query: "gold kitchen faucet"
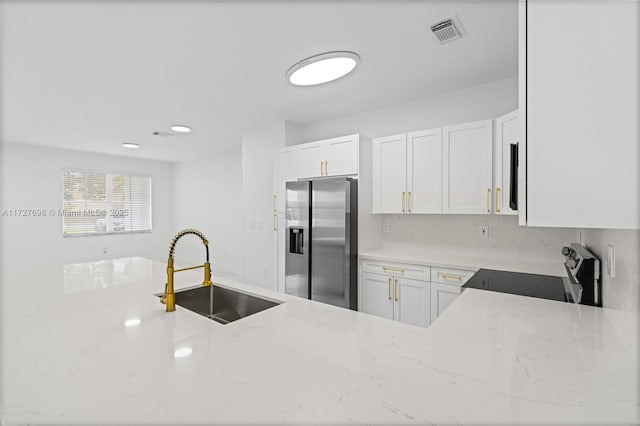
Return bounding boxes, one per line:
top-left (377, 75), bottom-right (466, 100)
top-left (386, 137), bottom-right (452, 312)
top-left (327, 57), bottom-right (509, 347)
top-left (160, 229), bottom-right (212, 312)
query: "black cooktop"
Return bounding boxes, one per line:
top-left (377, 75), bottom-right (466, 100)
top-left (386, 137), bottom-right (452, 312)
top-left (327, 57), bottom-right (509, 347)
top-left (463, 269), bottom-right (568, 302)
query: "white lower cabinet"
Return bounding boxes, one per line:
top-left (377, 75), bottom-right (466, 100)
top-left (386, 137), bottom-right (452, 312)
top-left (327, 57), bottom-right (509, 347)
top-left (361, 259), bottom-right (472, 327)
top-left (361, 262), bottom-right (431, 328)
top-left (430, 283), bottom-right (461, 322)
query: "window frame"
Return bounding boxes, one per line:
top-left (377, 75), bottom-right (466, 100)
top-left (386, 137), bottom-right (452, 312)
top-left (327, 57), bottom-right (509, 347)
top-left (61, 168), bottom-right (153, 238)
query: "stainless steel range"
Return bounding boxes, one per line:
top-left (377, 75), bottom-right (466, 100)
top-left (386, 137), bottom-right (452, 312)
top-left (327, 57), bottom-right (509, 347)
top-left (561, 243), bottom-right (601, 306)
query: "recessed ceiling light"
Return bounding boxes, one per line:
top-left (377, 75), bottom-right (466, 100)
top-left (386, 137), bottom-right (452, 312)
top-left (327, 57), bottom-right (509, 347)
top-left (170, 125), bottom-right (192, 133)
top-left (122, 143), bottom-right (140, 149)
top-left (287, 51), bottom-right (360, 86)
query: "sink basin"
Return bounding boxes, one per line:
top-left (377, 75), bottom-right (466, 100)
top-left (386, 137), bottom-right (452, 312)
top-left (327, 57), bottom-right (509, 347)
top-left (165, 285), bottom-right (282, 324)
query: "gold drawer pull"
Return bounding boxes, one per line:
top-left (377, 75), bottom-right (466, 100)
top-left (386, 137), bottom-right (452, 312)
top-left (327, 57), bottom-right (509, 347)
top-left (496, 188), bottom-right (501, 213)
top-left (324, 160), bottom-right (328, 175)
top-left (383, 266), bottom-right (405, 274)
top-left (441, 273), bottom-right (463, 281)
top-left (320, 161), bottom-right (324, 176)
top-left (388, 277), bottom-right (392, 300)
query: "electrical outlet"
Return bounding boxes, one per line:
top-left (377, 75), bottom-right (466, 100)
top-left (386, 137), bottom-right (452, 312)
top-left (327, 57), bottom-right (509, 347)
top-left (479, 226), bottom-right (489, 238)
top-left (383, 223), bottom-right (389, 233)
top-left (607, 244), bottom-right (616, 278)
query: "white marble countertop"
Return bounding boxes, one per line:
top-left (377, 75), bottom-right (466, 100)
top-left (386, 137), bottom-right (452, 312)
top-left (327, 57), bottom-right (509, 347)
top-left (2, 257), bottom-right (638, 424)
top-left (360, 248), bottom-right (567, 277)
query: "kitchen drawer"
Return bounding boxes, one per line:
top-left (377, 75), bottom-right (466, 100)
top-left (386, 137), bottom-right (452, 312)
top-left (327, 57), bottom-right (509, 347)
top-left (431, 267), bottom-right (475, 286)
top-left (361, 259), bottom-right (429, 281)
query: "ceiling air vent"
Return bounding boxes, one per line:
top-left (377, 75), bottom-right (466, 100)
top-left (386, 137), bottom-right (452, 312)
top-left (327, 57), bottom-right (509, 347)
top-left (431, 15), bottom-right (465, 44)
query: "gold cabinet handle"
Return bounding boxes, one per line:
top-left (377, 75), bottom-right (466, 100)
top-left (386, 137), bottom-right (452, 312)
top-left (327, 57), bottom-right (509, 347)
top-left (273, 214), bottom-right (277, 231)
top-left (402, 192), bottom-right (405, 213)
top-left (496, 187), bottom-right (501, 213)
top-left (394, 278), bottom-right (398, 302)
top-left (324, 160), bottom-right (328, 176)
top-left (320, 161), bottom-right (324, 176)
top-left (388, 277), bottom-right (392, 300)
top-left (441, 273), bottom-right (463, 282)
top-left (408, 191), bottom-right (412, 213)
top-left (486, 188), bottom-right (491, 213)
top-left (383, 266), bottom-right (405, 274)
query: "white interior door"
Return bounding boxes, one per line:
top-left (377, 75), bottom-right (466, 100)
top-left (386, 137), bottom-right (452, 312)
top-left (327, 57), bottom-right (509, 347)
top-left (325, 135), bottom-right (358, 176)
top-left (297, 142), bottom-right (325, 179)
top-left (494, 111), bottom-right (518, 216)
top-left (443, 119), bottom-right (493, 214)
top-left (372, 135), bottom-right (407, 214)
top-left (361, 272), bottom-right (394, 320)
top-left (407, 129), bottom-right (442, 214)
top-left (394, 277), bottom-right (429, 327)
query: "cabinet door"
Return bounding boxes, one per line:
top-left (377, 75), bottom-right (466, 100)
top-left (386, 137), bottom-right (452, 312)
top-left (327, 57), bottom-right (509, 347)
top-left (430, 283), bottom-right (461, 323)
top-left (274, 147), bottom-right (298, 214)
top-left (372, 135), bottom-right (407, 214)
top-left (361, 272), bottom-right (394, 321)
top-left (443, 120), bottom-right (493, 214)
top-left (394, 277), bottom-right (429, 327)
top-left (297, 142), bottom-right (325, 179)
top-left (325, 135), bottom-right (358, 176)
top-left (526, 1), bottom-right (639, 228)
top-left (407, 129), bottom-right (442, 214)
top-left (494, 111), bottom-right (518, 216)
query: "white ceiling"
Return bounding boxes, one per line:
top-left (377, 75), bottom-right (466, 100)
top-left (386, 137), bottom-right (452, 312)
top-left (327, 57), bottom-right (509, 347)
top-left (3, 1), bottom-right (518, 162)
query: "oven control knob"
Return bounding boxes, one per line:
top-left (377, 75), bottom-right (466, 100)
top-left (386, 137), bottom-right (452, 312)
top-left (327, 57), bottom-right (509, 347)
top-left (561, 246), bottom-right (571, 256)
top-left (566, 258), bottom-right (578, 268)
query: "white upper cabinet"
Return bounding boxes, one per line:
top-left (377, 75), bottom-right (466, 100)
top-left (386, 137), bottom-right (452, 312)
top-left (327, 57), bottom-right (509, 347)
top-left (407, 129), bottom-right (442, 214)
top-left (297, 142), bottom-right (326, 179)
top-left (325, 135), bottom-right (359, 177)
top-left (297, 135), bottom-right (359, 179)
top-left (443, 119), bottom-right (493, 214)
top-left (523, 1), bottom-right (640, 228)
top-left (274, 147), bottom-right (298, 214)
top-left (372, 134), bottom-right (407, 214)
top-left (494, 111), bottom-right (518, 216)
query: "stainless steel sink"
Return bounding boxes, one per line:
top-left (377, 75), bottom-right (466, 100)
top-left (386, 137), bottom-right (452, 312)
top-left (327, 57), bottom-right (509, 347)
top-left (164, 285), bottom-right (281, 324)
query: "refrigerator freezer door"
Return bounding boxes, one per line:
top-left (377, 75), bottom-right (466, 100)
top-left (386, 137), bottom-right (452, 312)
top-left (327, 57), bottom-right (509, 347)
top-left (311, 178), bottom-right (356, 309)
top-left (285, 181), bottom-right (310, 299)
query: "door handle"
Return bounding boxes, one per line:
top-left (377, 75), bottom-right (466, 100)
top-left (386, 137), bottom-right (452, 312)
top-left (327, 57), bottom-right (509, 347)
top-left (496, 188), bottom-right (501, 213)
top-left (394, 278), bottom-right (398, 302)
top-left (388, 277), bottom-right (392, 300)
top-left (486, 188), bottom-right (491, 213)
top-left (402, 192), bottom-right (405, 213)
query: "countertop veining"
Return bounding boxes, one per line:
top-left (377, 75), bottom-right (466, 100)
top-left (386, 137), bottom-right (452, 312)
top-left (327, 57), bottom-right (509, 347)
top-left (2, 257), bottom-right (638, 424)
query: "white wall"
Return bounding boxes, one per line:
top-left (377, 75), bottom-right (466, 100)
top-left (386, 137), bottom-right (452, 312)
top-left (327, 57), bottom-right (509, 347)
top-left (300, 77), bottom-right (518, 142)
top-left (1, 143), bottom-right (174, 267)
top-left (241, 121), bottom-right (287, 289)
top-left (582, 229), bottom-right (640, 312)
top-left (172, 146), bottom-right (243, 276)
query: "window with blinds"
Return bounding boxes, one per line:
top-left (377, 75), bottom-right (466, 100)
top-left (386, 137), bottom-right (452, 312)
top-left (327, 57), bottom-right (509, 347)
top-left (62, 170), bottom-right (152, 236)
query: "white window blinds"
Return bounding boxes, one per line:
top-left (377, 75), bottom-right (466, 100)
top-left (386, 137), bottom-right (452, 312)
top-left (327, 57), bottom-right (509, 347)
top-left (62, 170), bottom-right (152, 236)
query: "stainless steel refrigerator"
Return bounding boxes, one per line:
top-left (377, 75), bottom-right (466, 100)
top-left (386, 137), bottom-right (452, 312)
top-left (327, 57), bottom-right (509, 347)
top-left (285, 177), bottom-right (358, 310)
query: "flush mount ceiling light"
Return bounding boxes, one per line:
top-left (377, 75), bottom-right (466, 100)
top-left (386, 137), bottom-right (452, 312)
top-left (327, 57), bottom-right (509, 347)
top-left (122, 143), bottom-right (140, 149)
top-left (287, 51), bottom-right (360, 86)
top-left (170, 125), bottom-right (192, 133)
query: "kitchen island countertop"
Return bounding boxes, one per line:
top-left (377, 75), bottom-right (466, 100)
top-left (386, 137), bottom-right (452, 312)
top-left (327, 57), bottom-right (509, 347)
top-left (2, 257), bottom-right (638, 424)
